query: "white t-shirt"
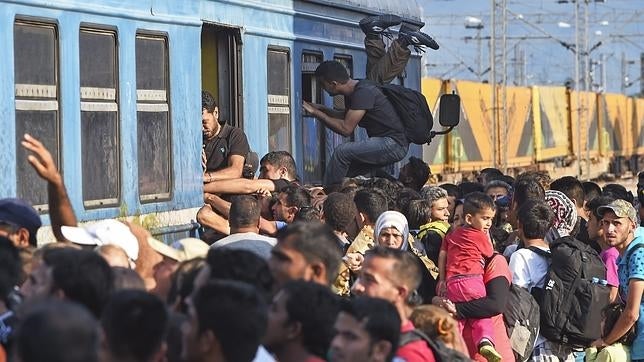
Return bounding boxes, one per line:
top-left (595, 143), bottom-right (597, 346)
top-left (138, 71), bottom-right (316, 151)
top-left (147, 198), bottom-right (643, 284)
top-left (508, 246), bottom-right (550, 291)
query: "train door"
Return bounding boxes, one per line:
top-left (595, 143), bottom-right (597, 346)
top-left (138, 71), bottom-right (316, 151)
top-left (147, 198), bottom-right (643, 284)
top-left (301, 52), bottom-right (325, 184)
top-left (201, 24), bottom-right (242, 128)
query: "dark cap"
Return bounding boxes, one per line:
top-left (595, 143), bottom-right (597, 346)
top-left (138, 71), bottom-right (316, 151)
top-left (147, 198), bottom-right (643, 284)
top-left (0, 198), bottom-right (42, 243)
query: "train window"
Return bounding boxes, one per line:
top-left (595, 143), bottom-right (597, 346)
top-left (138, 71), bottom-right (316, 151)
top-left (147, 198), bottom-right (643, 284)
top-left (136, 34), bottom-right (171, 201)
top-left (301, 52), bottom-right (325, 183)
top-left (267, 48), bottom-right (291, 152)
top-left (79, 28), bottom-right (119, 207)
top-left (201, 25), bottom-right (243, 128)
top-left (14, 20), bottom-right (60, 210)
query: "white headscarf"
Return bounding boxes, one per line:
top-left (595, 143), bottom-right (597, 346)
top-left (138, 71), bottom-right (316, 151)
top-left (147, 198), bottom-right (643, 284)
top-left (374, 211), bottom-right (410, 250)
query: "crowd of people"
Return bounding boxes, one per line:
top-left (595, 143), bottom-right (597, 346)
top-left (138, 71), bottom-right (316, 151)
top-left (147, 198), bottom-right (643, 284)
top-left (2, 12), bottom-right (644, 362)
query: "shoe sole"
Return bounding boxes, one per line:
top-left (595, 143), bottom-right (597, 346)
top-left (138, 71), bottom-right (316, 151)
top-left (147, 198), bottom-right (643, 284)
top-left (479, 345), bottom-right (502, 362)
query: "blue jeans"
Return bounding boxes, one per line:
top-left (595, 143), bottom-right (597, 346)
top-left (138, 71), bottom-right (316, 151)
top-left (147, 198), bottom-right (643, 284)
top-left (323, 136), bottom-right (408, 186)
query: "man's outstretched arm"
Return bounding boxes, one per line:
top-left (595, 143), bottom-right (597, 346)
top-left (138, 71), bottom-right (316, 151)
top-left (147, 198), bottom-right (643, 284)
top-left (203, 178), bottom-right (276, 195)
top-left (303, 102), bottom-right (364, 137)
top-left (21, 133), bottom-right (77, 242)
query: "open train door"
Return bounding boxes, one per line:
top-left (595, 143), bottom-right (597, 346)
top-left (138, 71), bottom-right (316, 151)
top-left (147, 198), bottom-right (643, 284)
top-left (201, 23), bottom-right (243, 128)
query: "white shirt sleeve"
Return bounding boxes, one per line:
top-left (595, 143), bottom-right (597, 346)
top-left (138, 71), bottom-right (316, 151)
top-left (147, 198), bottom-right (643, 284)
top-left (509, 250), bottom-right (532, 290)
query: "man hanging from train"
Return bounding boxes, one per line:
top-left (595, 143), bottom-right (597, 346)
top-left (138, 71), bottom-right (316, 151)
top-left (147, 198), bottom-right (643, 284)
top-left (302, 60), bottom-right (408, 188)
top-left (201, 90), bottom-right (250, 183)
top-left (360, 14), bottom-right (439, 84)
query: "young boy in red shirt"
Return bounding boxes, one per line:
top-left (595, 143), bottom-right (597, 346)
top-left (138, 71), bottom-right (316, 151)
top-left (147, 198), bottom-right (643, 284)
top-left (438, 192), bottom-right (501, 362)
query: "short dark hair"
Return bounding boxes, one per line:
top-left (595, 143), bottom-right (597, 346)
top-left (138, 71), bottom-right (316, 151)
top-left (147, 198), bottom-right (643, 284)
top-left (338, 297), bottom-right (401, 362)
top-left (193, 280), bottom-right (267, 362)
top-left (439, 183), bottom-right (461, 199)
top-left (201, 90), bottom-right (218, 113)
top-left (0, 236), bottom-right (20, 304)
top-left (550, 176), bottom-right (585, 208)
top-left (512, 177), bottom-right (545, 209)
top-left (365, 246), bottom-right (421, 292)
top-left (458, 181), bottom-right (485, 197)
top-left (15, 300), bottom-right (99, 362)
top-left (478, 168), bottom-right (504, 184)
top-left (260, 151), bottom-right (297, 180)
top-left (167, 257), bottom-right (206, 313)
top-left (602, 183), bottom-right (634, 204)
top-left (516, 171), bottom-right (551, 191)
top-left (294, 207), bottom-right (321, 222)
top-left (315, 60), bottom-right (350, 83)
top-left (354, 188), bottom-right (388, 224)
top-left (396, 188), bottom-right (422, 218)
top-left (582, 181), bottom-right (602, 204)
top-left (43, 248), bottom-right (113, 317)
top-left (586, 195), bottom-right (616, 219)
top-left (323, 192), bottom-right (358, 233)
top-left (281, 185), bottom-right (312, 209)
top-left (101, 290), bottom-right (168, 361)
top-left (276, 222), bottom-right (343, 285)
top-left (111, 266), bottom-right (145, 291)
top-left (403, 157), bottom-right (430, 191)
top-left (229, 195), bottom-right (261, 229)
top-left (406, 199), bottom-right (432, 229)
top-left (206, 249), bottom-right (273, 302)
top-left (282, 281), bottom-right (340, 358)
top-left (463, 192), bottom-right (495, 216)
top-left (517, 199), bottom-right (554, 239)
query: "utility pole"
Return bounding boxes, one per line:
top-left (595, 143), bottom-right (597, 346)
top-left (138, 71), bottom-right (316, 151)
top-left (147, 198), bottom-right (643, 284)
top-left (490, 0), bottom-right (497, 169)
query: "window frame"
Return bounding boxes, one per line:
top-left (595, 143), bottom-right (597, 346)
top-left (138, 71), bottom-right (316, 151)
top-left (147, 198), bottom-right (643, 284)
top-left (135, 31), bottom-right (172, 203)
top-left (300, 51), bottom-right (325, 184)
top-left (13, 19), bottom-right (61, 212)
top-left (79, 25), bottom-right (121, 208)
top-left (266, 46), bottom-right (292, 153)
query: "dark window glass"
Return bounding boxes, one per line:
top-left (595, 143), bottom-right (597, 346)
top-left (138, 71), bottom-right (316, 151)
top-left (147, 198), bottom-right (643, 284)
top-left (80, 30), bottom-right (116, 89)
top-left (81, 111), bottom-right (119, 203)
top-left (136, 36), bottom-right (167, 91)
top-left (267, 49), bottom-right (290, 152)
top-left (301, 53), bottom-right (324, 183)
top-left (15, 111), bottom-right (58, 208)
top-left (14, 22), bottom-right (56, 85)
top-left (137, 111), bottom-right (170, 197)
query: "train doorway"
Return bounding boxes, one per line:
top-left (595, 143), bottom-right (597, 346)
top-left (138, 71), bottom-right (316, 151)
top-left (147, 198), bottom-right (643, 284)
top-left (201, 23), bottom-right (243, 128)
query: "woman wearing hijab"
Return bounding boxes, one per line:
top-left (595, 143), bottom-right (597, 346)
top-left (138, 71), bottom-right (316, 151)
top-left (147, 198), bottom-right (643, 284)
top-left (544, 189), bottom-right (578, 244)
top-left (374, 211), bottom-right (438, 303)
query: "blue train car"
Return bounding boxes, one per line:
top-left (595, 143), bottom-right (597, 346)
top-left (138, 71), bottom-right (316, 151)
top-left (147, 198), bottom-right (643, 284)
top-left (0, 0), bottom-right (423, 241)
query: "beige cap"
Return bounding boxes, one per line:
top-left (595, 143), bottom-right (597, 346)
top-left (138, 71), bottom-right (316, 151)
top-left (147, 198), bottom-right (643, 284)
top-left (147, 237), bottom-right (209, 262)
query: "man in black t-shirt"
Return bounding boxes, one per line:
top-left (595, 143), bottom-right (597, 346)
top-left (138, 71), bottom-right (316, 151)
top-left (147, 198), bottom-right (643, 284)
top-left (302, 61), bottom-right (409, 187)
top-left (202, 90), bottom-right (250, 183)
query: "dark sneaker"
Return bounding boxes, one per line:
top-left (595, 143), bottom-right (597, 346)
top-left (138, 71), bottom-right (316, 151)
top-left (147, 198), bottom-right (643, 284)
top-left (359, 14), bottom-right (402, 35)
top-left (399, 30), bottom-right (439, 50)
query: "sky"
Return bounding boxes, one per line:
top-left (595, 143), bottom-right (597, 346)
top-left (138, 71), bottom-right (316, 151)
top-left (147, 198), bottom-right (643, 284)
top-left (417, 0), bottom-right (643, 95)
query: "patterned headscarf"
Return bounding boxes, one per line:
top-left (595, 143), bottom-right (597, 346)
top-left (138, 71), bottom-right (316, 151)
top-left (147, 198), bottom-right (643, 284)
top-left (375, 211), bottom-right (410, 251)
top-left (544, 189), bottom-right (578, 243)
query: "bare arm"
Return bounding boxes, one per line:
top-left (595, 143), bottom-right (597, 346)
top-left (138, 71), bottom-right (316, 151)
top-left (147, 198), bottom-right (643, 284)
top-left (204, 154), bottom-right (245, 182)
top-left (203, 178), bottom-right (276, 195)
top-left (204, 193), bottom-right (232, 218)
top-left (437, 249), bottom-right (447, 296)
top-left (196, 204), bottom-right (230, 235)
top-left (303, 101), bottom-right (364, 137)
top-left (21, 134), bottom-right (77, 241)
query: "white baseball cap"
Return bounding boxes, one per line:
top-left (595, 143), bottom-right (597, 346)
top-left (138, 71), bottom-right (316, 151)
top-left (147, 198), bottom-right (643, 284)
top-left (61, 219), bottom-right (139, 261)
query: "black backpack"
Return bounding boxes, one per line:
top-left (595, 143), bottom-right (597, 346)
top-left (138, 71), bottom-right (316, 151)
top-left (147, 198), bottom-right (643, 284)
top-left (503, 283), bottom-right (540, 362)
top-left (399, 329), bottom-right (471, 362)
top-left (535, 236), bottom-right (610, 347)
top-left (377, 83), bottom-right (434, 145)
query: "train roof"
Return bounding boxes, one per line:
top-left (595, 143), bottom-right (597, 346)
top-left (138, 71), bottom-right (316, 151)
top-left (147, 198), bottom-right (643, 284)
top-left (304, 0), bottom-right (424, 24)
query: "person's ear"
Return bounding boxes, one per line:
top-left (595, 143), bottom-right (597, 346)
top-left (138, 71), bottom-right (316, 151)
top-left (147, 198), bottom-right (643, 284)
top-left (16, 228), bottom-right (31, 248)
top-left (286, 320), bottom-right (303, 340)
top-left (310, 263), bottom-right (327, 285)
top-left (436, 318), bottom-right (451, 336)
top-left (464, 213), bottom-right (473, 225)
top-left (370, 340), bottom-right (393, 362)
